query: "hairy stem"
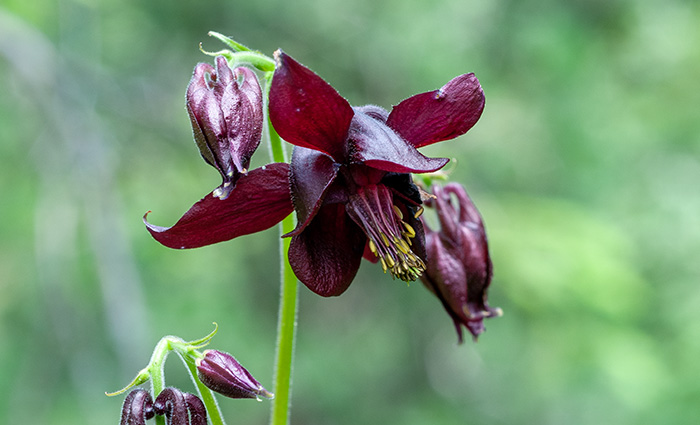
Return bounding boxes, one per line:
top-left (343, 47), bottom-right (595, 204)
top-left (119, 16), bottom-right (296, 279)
top-left (271, 214), bottom-right (299, 425)
top-left (149, 338), bottom-right (169, 425)
top-left (266, 71), bottom-right (299, 425)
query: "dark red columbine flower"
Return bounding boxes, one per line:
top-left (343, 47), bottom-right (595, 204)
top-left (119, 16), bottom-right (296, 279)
top-left (420, 183), bottom-right (501, 342)
top-left (267, 51), bottom-right (485, 296)
top-left (144, 50), bottom-right (484, 298)
top-left (187, 56), bottom-right (263, 200)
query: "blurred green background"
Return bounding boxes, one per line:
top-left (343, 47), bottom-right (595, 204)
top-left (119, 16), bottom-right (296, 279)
top-left (1, 0), bottom-right (699, 424)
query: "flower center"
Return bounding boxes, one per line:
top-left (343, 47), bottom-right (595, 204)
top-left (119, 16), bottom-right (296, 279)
top-left (345, 184), bottom-right (426, 282)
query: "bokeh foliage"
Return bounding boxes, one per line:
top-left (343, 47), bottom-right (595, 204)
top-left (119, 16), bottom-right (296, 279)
top-left (1, 0), bottom-right (699, 424)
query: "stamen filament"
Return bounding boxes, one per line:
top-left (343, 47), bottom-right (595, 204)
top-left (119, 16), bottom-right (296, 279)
top-left (346, 184), bottom-right (427, 282)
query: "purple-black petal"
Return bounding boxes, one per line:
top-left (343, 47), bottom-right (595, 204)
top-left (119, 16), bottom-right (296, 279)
top-left (386, 73), bottom-right (484, 148)
top-left (144, 163), bottom-right (293, 249)
top-left (287, 146), bottom-right (341, 237)
top-left (348, 110), bottom-right (449, 173)
top-left (289, 203), bottom-right (366, 297)
top-left (269, 50), bottom-right (354, 161)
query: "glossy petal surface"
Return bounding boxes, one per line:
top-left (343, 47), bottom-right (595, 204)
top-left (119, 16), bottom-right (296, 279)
top-left (287, 146), bottom-right (341, 236)
top-left (289, 203), bottom-right (365, 296)
top-left (387, 73), bottom-right (484, 148)
top-left (348, 110), bottom-right (448, 173)
top-left (144, 163), bottom-right (292, 249)
top-left (269, 51), bottom-right (354, 160)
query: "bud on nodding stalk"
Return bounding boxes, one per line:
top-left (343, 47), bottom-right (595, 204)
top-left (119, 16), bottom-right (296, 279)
top-left (187, 56), bottom-right (263, 200)
top-left (120, 389), bottom-right (155, 425)
top-left (421, 183), bottom-right (501, 342)
top-left (153, 387), bottom-right (207, 425)
top-left (196, 350), bottom-right (273, 400)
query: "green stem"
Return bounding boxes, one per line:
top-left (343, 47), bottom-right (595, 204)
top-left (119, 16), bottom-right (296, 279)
top-left (271, 215), bottom-right (299, 425)
top-left (265, 72), bottom-right (286, 165)
top-left (149, 338), bottom-right (170, 425)
top-left (265, 71), bottom-right (300, 425)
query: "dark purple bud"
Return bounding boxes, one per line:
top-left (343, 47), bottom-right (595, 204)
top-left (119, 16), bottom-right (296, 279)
top-left (196, 350), bottom-right (273, 400)
top-left (421, 183), bottom-right (501, 342)
top-left (120, 389), bottom-right (154, 425)
top-left (153, 388), bottom-right (187, 425)
top-left (187, 56), bottom-right (263, 199)
top-left (184, 393), bottom-right (208, 425)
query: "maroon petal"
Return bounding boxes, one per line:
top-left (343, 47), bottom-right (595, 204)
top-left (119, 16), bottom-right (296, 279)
top-left (286, 146), bottom-right (341, 237)
top-left (348, 111), bottom-right (448, 173)
top-left (386, 73), bottom-right (485, 148)
top-left (187, 62), bottom-right (228, 174)
top-left (288, 204), bottom-right (365, 297)
top-left (269, 50), bottom-right (354, 161)
top-left (423, 232), bottom-right (469, 342)
top-left (144, 163), bottom-right (293, 249)
top-left (221, 64), bottom-right (263, 174)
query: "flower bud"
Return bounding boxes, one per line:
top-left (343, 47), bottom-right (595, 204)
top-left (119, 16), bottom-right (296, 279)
top-left (153, 387), bottom-right (207, 425)
top-left (421, 183), bottom-right (501, 342)
top-left (186, 56), bottom-right (263, 200)
top-left (196, 349), bottom-right (273, 400)
top-left (120, 389), bottom-right (154, 425)
top-left (183, 392), bottom-right (207, 425)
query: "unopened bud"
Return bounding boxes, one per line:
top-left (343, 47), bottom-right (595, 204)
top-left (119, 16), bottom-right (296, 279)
top-left (196, 350), bottom-right (273, 400)
top-left (120, 389), bottom-right (154, 425)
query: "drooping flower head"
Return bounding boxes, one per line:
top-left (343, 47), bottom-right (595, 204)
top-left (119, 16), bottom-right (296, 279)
top-left (268, 50), bottom-right (485, 296)
top-left (421, 183), bottom-right (501, 342)
top-left (187, 56), bottom-right (263, 199)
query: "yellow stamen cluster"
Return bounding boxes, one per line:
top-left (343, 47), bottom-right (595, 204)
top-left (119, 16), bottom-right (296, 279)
top-left (346, 184), bottom-right (426, 282)
top-left (366, 206), bottom-right (425, 282)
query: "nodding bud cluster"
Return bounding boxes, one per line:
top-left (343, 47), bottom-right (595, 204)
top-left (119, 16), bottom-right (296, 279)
top-left (421, 183), bottom-right (501, 342)
top-left (196, 350), bottom-right (273, 400)
top-left (120, 388), bottom-right (207, 425)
